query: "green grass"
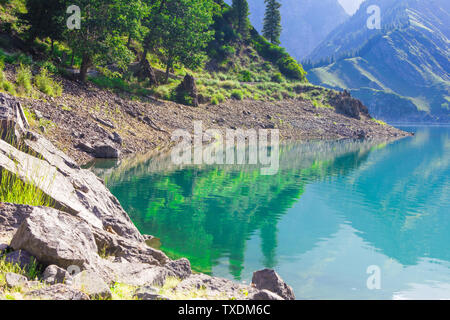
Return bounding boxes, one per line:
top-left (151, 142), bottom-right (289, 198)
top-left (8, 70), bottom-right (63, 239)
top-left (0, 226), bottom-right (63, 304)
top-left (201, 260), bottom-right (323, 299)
top-left (34, 67), bottom-right (62, 97)
top-left (16, 63), bottom-right (32, 96)
top-left (0, 169), bottom-right (55, 207)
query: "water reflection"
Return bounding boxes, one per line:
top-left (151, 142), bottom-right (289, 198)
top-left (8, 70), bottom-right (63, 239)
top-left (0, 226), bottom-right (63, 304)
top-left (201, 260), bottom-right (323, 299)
top-left (92, 126), bottom-right (450, 299)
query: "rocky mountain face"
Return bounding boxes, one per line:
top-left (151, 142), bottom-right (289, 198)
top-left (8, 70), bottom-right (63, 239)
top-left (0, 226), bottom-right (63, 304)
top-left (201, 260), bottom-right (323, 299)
top-left (306, 0), bottom-right (450, 123)
top-left (225, 0), bottom-right (349, 60)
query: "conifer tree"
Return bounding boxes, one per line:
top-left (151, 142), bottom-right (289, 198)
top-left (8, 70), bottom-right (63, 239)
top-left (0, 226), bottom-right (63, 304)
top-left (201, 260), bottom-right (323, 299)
top-left (232, 0), bottom-right (250, 39)
top-left (262, 0), bottom-right (282, 45)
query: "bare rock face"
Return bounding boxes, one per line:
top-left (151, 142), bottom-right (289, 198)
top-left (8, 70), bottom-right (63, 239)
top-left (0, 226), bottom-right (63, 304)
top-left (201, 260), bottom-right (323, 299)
top-left (0, 92), bottom-right (29, 143)
top-left (251, 269), bottom-right (295, 300)
top-left (166, 258), bottom-right (191, 280)
top-left (25, 284), bottom-right (90, 300)
top-left (10, 208), bottom-right (99, 270)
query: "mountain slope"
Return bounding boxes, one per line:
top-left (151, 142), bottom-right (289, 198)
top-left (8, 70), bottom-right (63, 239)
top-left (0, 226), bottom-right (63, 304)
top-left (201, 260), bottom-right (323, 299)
top-left (225, 0), bottom-right (349, 60)
top-left (306, 0), bottom-right (450, 123)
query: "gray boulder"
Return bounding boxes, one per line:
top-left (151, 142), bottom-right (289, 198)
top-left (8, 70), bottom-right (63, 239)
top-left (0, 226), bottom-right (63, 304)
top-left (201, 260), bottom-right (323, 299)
top-left (251, 269), bottom-right (295, 300)
top-left (10, 208), bottom-right (99, 270)
top-left (5, 272), bottom-right (28, 288)
top-left (102, 261), bottom-right (171, 287)
top-left (93, 143), bottom-right (120, 159)
top-left (248, 289), bottom-right (284, 300)
top-left (43, 265), bottom-right (73, 285)
top-left (166, 258), bottom-right (191, 280)
top-left (26, 284), bottom-right (90, 300)
top-left (72, 270), bottom-right (112, 299)
top-left (134, 286), bottom-right (170, 300)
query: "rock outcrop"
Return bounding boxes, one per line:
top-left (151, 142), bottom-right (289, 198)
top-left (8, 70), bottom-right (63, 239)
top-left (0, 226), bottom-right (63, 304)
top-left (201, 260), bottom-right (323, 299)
top-left (0, 92), bottom-right (297, 300)
top-left (251, 269), bottom-right (295, 300)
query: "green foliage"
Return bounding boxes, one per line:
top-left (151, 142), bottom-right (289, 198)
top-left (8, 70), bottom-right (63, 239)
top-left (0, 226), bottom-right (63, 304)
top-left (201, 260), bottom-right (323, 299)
top-left (238, 70), bottom-right (253, 82)
top-left (34, 67), bottom-right (62, 97)
top-left (252, 34), bottom-right (307, 81)
top-left (146, 0), bottom-right (216, 83)
top-left (20, 0), bottom-right (66, 48)
top-left (271, 72), bottom-right (283, 83)
top-left (16, 64), bottom-right (32, 96)
top-left (263, 0), bottom-right (282, 45)
top-left (231, 89), bottom-right (244, 100)
top-left (211, 93), bottom-right (225, 105)
top-left (231, 0), bottom-right (250, 39)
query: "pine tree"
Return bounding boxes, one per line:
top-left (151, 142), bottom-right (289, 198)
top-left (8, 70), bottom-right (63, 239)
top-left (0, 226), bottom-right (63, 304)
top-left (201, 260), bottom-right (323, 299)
top-left (262, 0), bottom-right (282, 45)
top-left (232, 0), bottom-right (250, 39)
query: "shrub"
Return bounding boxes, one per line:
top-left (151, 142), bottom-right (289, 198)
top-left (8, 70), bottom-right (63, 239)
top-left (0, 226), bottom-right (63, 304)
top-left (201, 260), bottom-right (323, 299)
top-left (271, 72), bottom-right (283, 83)
top-left (16, 64), bottom-right (32, 96)
top-left (239, 70), bottom-right (253, 82)
top-left (1, 80), bottom-right (16, 95)
top-left (211, 93), bottom-right (225, 105)
top-left (231, 89), bottom-right (244, 100)
top-left (34, 67), bottom-right (62, 97)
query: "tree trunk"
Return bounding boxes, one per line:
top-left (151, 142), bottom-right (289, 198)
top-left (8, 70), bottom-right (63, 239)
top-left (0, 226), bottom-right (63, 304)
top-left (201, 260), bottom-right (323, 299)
top-left (71, 52), bottom-right (75, 67)
top-left (79, 54), bottom-right (91, 82)
top-left (50, 39), bottom-right (54, 55)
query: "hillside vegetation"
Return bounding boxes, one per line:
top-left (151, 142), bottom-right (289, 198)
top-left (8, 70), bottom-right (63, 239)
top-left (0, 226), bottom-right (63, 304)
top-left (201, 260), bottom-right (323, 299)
top-left (0, 0), bottom-right (313, 107)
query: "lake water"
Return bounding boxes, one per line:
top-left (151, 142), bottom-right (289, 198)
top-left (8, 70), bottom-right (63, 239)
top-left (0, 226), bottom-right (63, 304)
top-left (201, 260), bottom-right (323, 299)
top-left (93, 126), bottom-right (450, 300)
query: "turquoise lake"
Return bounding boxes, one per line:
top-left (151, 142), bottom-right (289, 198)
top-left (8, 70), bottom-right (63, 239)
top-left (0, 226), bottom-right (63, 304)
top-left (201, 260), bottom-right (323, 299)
top-left (93, 125), bottom-right (450, 299)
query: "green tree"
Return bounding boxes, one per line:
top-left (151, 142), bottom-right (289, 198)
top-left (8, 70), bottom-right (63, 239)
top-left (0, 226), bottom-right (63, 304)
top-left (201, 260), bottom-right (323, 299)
top-left (147, 0), bottom-right (216, 83)
top-left (21, 0), bottom-right (67, 54)
top-left (262, 0), bottom-right (282, 45)
top-left (69, 0), bottom-right (135, 81)
top-left (231, 0), bottom-right (250, 39)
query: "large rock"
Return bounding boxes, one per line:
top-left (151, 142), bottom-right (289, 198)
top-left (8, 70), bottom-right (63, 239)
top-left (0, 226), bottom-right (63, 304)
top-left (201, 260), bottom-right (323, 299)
top-left (5, 272), bottom-right (28, 288)
top-left (91, 226), bottom-right (169, 266)
top-left (329, 90), bottom-right (370, 120)
top-left (0, 92), bottom-right (29, 143)
top-left (166, 258), bottom-right (191, 280)
top-left (101, 261), bottom-right (171, 287)
top-left (10, 208), bottom-right (99, 270)
top-left (251, 269), bottom-right (295, 300)
top-left (93, 143), bottom-right (120, 159)
top-left (134, 286), bottom-right (169, 300)
top-left (175, 274), bottom-right (256, 300)
top-left (248, 289), bottom-right (284, 300)
top-left (0, 203), bottom-right (36, 240)
top-left (0, 126), bottom-right (143, 242)
top-left (72, 270), bottom-right (112, 299)
top-left (43, 265), bottom-right (73, 285)
top-left (25, 284), bottom-right (90, 300)
top-left (176, 74), bottom-right (199, 107)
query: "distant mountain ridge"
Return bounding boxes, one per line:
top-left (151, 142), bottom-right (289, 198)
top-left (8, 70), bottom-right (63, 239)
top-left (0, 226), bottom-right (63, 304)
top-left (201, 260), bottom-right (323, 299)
top-left (225, 0), bottom-right (349, 60)
top-left (306, 0), bottom-right (450, 123)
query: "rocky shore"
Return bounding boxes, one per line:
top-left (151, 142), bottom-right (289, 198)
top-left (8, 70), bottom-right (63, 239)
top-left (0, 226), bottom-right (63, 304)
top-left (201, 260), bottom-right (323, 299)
top-left (0, 92), bottom-right (297, 300)
top-left (1, 65), bottom-right (412, 165)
